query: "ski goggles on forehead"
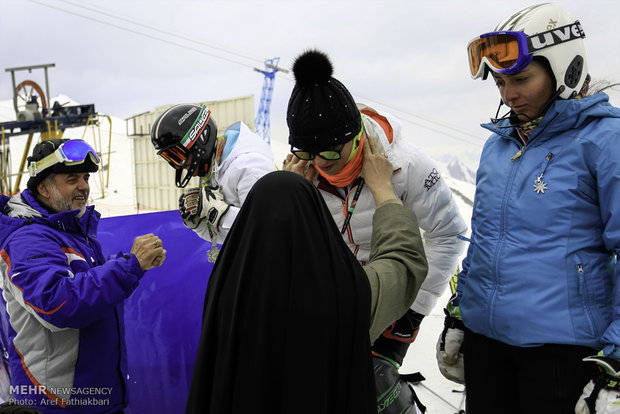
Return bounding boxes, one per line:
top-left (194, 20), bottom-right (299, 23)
top-left (28, 140), bottom-right (100, 177)
top-left (467, 21), bottom-right (586, 79)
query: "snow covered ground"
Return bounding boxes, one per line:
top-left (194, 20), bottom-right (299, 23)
top-left (1, 96), bottom-right (475, 412)
top-left (404, 294), bottom-right (467, 413)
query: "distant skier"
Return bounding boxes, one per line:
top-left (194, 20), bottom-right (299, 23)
top-left (150, 104), bottom-right (276, 261)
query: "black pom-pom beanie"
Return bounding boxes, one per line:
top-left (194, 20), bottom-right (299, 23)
top-left (287, 49), bottom-right (361, 152)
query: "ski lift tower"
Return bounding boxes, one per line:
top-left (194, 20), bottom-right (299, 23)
top-left (0, 64), bottom-right (111, 197)
top-left (254, 57), bottom-right (288, 145)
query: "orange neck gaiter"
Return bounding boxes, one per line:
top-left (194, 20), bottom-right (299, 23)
top-left (316, 131), bottom-right (365, 188)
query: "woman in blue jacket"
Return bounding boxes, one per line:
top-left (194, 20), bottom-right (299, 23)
top-left (457, 3), bottom-right (620, 412)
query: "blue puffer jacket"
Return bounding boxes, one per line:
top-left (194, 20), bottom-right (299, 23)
top-left (458, 93), bottom-right (620, 356)
top-left (0, 190), bottom-right (144, 413)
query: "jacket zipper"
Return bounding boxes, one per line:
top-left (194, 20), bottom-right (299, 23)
top-left (489, 139), bottom-right (525, 335)
top-left (577, 263), bottom-right (596, 336)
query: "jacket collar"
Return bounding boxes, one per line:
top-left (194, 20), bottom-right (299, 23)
top-left (10, 190), bottom-right (100, 236)
top-left (482, 93), bottom-right (617, 144)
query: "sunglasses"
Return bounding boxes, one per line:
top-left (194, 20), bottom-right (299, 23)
top-left (291, 143), bottom-right (346, 161)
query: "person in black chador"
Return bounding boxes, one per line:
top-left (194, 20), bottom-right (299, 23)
top-left (185, 134), bottom-right (428, 413)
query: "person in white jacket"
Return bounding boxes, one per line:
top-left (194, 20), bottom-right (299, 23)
top-left (283, 50), bottom-right (467, 377)
top-left (151, 104), bottom-right (275, 261)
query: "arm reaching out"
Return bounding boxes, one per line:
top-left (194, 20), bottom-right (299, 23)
top-left (130, 233), bottom-right (166, 270)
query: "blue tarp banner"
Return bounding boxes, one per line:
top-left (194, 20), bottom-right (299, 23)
top-left (98, 210), bottom-right (215, 414)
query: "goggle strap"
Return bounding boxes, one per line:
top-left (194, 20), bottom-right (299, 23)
top-left (28, 152), bottom-right (59, 177)
top-left (526, 21), bottom-right (585, 53)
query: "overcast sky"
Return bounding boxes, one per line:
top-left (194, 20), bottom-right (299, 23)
top-left (1, 0), bottom-right (619, 166)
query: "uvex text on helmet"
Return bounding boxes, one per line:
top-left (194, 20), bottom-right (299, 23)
top-left (493, 3), bottom-right (589, 99)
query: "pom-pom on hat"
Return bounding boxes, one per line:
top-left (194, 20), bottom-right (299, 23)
top-left (287, 49), bottom-right (361, 152)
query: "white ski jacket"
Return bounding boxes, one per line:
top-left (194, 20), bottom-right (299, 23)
top-left (194, 121), bottom-right (276, 242)
top-left (315, 104), bottom-right (468, 316)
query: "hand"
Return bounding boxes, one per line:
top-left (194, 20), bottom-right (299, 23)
top-left (382, 309), bottom-right (424, 343)
top-left (179, 187), bottom-right (203, 229)
top-left (576, 355), bottom-right (620, 413)
top-left (282, 154), bottom-right (316, 181)
top-left (436, 295), bottom-right (465, 384)
top-left (179, 186), bottom-right (230, 230)
top-left (361, 134), bottom-right (396, 206)
top-left (372, 309), bottom-right (424, 366)
top-left (130, 233), bottom-right (166, 271)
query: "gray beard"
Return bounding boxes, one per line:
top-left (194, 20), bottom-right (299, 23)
top-left (48, 185), bottom-right (86, 218)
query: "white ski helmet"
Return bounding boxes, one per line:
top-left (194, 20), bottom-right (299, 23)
top-left (470, 3), bottom-right (588, 99)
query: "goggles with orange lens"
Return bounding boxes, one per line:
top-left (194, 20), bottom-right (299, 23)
top-left (468, 31), bottom-right (531, 78)
top-left (159, 145), bottom-right (190, 169)
top-left (156, 105), bottom-right (212, 169)
top-left (467, 21), bottom-right (585, 79)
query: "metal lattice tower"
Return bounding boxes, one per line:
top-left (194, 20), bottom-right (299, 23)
top-left (254, 57), bottom-right (288, 145)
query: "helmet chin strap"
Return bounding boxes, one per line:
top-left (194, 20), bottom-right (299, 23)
top-left (491, 85), bottom-right (566, 128)
top-left (176, 164), bottom-right (197, 188)
top-left (175, 153), bottom-right (206, 188)
top-left (175, 146), bottom-right (218, 188)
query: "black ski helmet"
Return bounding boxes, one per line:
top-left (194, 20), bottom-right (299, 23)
top-left (151, 104), bottom-right (218, 188)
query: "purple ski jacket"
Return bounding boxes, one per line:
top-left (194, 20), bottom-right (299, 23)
top-left (0, 190), bottom-right (144, 413)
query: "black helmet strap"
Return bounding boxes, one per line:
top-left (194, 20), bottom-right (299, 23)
top-left (490, 85), bottom-right (566, 128)
top-left (175, 165), bottom-right (194, 188)
top-left (174, 143), bottom-right (216, 188)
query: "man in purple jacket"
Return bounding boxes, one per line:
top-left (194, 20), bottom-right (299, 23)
top-left (0, 139), bottom-right (166, 413)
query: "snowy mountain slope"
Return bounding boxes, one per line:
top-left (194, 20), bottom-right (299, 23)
top-left (446, 159), bottom-right (477, 185)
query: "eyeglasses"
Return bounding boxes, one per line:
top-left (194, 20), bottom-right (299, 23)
top-left (467, 21), bottom-right (585, 79)
top-left (291, 143), bottom-right (346, 161)
top-left (158, 145), bottom-right (190, 169)
top-left (28, 140), bottom-right (100, 177)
